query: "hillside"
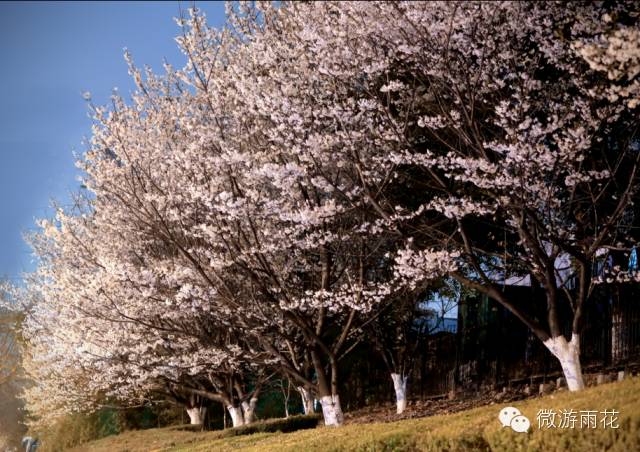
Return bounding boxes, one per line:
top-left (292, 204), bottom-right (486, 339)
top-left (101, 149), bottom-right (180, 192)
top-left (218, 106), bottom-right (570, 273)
top-left (72, 377), bottom-right (640, 452)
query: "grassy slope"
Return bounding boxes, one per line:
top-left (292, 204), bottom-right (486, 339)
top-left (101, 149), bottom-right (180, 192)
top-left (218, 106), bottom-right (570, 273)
top-left (78, 377), bottom-right (640, 452)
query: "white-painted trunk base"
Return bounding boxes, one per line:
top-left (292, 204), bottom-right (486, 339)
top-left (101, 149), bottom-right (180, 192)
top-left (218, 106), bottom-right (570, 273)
top-left (241, 397), bottom-right (258, 424)
top-left (227, 405), bottom-right (245, 427)
top-left (544, 334), bottom-right (585, 391)
top-left (186, 407), bottom-right (206, 425)
top-left (320, 395), bottom-right (344, 426)
top-left (298, 386), bottom-right (315, 415)
top-left (391, 373), bottom-right (408, 414)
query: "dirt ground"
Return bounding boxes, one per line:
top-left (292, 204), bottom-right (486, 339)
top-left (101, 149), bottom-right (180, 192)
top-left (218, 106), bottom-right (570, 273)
top-left (344, 389), bottom-right (528, 424)
top-left (343, 366), bottom-right (640, 424)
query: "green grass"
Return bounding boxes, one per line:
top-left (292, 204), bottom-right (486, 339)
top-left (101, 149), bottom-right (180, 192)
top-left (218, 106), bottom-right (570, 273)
top-left (76, 377), bottom-right (640, 451)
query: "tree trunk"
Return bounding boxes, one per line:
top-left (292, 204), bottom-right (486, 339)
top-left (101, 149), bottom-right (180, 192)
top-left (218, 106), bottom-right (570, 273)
top-left (227, 405), bottom-right (245, 427)
top-left (310, 349), bottom-right (343, 426)
top-left (390, 372), bottom-right (408, 414)
top-left (186, 406), bottom-right (207, 425)
top-left (298, 386), bottom-right (314, 415)
top-left (544, 334), bottom-right (585, 391)
top-left (241, 397), bottom-right (258, 424)
top-left (319, 394), bottom-right (344, 426)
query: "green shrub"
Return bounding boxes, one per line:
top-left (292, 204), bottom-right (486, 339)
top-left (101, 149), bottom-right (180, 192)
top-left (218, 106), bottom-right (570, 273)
top-left (35, 409), bottom-right (124, 452)
top-left (34, 403), bottom-right (184, 451)
top-left (220, 414), bottom-right (320, 438)
top-left (168, 423), bottom-right (205, 432)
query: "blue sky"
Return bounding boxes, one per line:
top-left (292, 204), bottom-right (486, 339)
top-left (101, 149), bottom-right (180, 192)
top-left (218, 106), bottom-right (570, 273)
top-left (0, 1), bottom-right (226, 282)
